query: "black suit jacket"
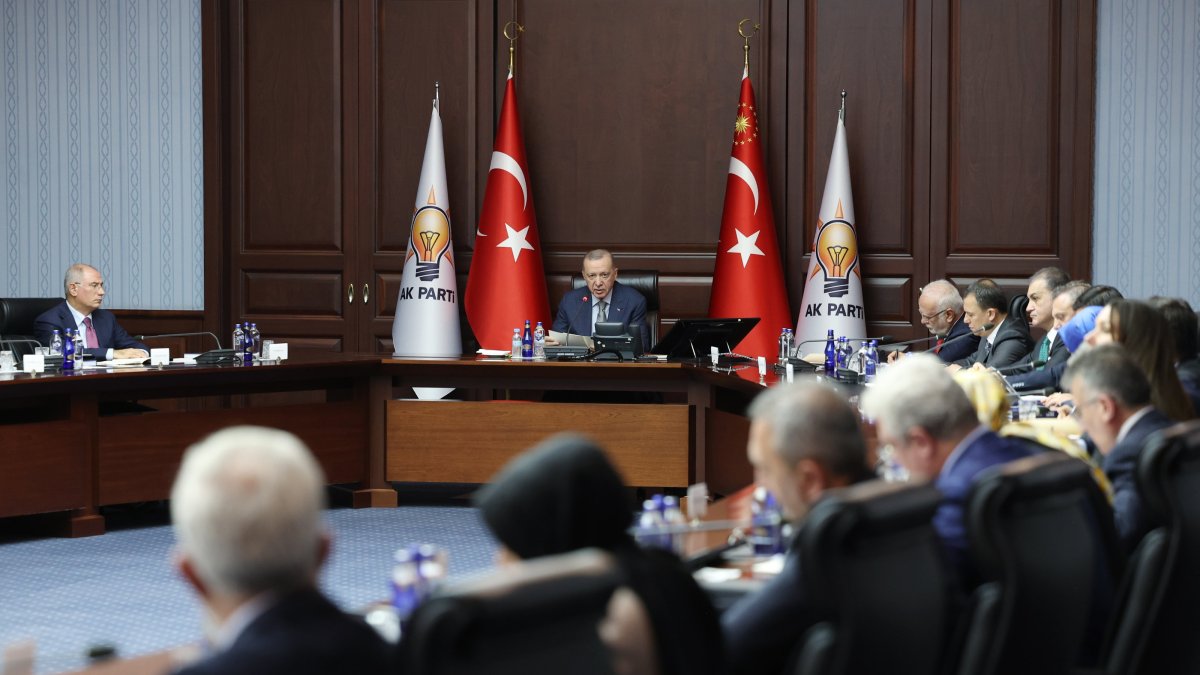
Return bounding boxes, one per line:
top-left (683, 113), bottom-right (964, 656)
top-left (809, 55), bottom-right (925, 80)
top-left (174, 588), bottom-right (392, 675)
top-left (33, 301), bottom-right (147, 359)
top-left (932, 314), bottom-right (980, 363)
top-left (1103, 407), bottom-right (1176, 552)
top-left (1007, 333), bottom-right (1070, 390)
top-left (552, 282), bottom-right (648, 347)
top-left (952, 316), bottom-right (1034, 369)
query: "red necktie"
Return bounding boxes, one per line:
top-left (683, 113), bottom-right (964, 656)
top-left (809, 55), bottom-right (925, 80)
top-left (83, 316), bottom-right (98, 350)
top-left (934, 337), bottom-right (944, 354)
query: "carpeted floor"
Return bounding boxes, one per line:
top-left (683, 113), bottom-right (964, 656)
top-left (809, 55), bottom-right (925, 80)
top-left (0, 501), bottom-right (497, 674)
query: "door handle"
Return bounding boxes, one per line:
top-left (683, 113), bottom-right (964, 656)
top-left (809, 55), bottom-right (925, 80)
top-left (347, 283), bottom-right (355, 304)
top-left (363, 283), bottom-right (370, 304)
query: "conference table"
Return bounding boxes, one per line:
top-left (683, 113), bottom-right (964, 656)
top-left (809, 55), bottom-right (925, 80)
top-left (0, 352), bottom-right (780, 536)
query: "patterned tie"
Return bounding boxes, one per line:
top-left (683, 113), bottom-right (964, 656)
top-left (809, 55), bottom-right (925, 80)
top-left (934, 337), bottom-right (945, 354)
top-left (597, 300), bottom-right (608, 323)
top-left (981, 339), bottom-right (992, 363)
top-left (1036, 336), bottom-right (1050, 369)
top-left (83, 316), bottom-right (98, 350)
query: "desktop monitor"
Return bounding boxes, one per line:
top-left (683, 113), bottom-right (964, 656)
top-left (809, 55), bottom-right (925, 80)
top-left (650, 317), bottom-right (760, 361)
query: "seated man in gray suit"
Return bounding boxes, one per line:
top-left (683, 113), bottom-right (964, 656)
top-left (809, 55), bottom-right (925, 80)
top-left (551, 249), bottom-right (648, 347)
top-left (34, 263), bottom-right (148, 360)
top-left (948, 279), bottom-right (1034, 372)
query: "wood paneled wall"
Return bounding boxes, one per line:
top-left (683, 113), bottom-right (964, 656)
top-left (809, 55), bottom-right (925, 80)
top-left (204, 0), bottom-right (1095, 351)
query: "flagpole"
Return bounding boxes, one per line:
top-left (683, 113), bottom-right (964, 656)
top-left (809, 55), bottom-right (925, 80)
top-left (737, 19), bottom-right (760, 70)
top-left (434, 81), bottom-right (440, 111)
top-left (503, 20), bottom-right (524, 74)
top-left (840, 90), bottom-right (847, 124)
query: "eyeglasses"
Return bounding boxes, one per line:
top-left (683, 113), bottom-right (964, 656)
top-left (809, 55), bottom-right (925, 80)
top-left (918, 310), bottom-right (946, 321)
top-left (73, 281), bottom-right (105, 290)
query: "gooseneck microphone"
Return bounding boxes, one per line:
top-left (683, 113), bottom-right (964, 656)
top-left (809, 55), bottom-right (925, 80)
top-left (878, 323), bottom-right (993, 351)
top-left (794, 334), bottom-right (895, 350)
top-left (134, 331), bottom-right (224, 349)
top-left (993, 359), bottom-right (1047, 375)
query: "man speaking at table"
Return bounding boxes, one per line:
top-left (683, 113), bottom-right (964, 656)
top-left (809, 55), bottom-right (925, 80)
top-left (34, 263), bottom-right (148, 360)
top-left (552, 249), bottom-right (647, 345)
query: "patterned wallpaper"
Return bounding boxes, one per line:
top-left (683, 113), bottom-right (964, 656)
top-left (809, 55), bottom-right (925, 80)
top-left (0, 0), bottom-right (203, 310)
top-left (1094, 0), bottom-right (1200, 306)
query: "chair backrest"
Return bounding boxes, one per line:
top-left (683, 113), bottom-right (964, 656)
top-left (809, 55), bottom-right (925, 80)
top-left (790, 480), bottom-right (953, 675)
top-left (957, 453), bottom-right (1123, 675)
top-left (1007, 293), bottom-right (1029, 330)
top-left (399, 548), bottom-right (621, 675)
top-left (572, 269), bottom-right (660, 347)
top-left (1128, 420), bottom-right (1200, 675)
top-left (0, 297), bottom-right (60, 356)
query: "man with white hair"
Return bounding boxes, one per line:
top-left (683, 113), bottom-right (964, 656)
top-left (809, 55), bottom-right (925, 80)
top-left (862, 355), bottom-right (1039, 588)
top-left (170, 426), bottom-right (391, 675)
top-left (888, 280), bottom-right (979, 364)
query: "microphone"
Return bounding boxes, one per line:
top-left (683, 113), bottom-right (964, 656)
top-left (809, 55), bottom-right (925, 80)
top-left (135, 331), bottom-right (224, 350)
top-left (568, 293), bottom-right (593, 338)
top-left (993, 359), bottom-right (1046, 375)
top-left (794, 334), bottom-right (895, 349)
top-left (878, 323), bottom-right (993, 350)
top-left (1, 337), bottom-right (43, 351)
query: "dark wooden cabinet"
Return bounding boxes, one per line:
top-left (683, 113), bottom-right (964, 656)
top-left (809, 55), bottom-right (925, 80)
top-left (204, 0), bottom-right (1095, 349)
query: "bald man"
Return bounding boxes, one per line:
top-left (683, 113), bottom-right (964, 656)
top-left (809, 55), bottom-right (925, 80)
top-left (34, 263), bottom-right (148, 360)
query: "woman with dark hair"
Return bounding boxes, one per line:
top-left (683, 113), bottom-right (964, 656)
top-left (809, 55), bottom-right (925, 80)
top-left (1073, 284), bottom-right (1124, 310)
top-left (1085, 299), bottom-right (1196, 421)
top-left (1149, 296), bottom-right (1200, 413)
top-left (474, 434), bottom-right (723, 675)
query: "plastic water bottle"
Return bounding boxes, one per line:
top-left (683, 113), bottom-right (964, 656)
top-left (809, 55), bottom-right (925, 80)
top-left (62, 329), bottom-right (76, 370)
top-left (533, 321), bottom-right (546, 359)
top-left (823, 329), bottom-right (836, 376)
top-left (661, 496), bottom-right (686, 554)
top-left (521, 320), bottom-right (533, 359)
top-left (50, 330), bottom-right (63, 356)
top-left (248, 323), bottom-right (262, 360)
top-left (637, 499), bottom-right (669, 550)
top-left (785, 329), bottom-right (794, 359)
top-left (511, 328), bottom-right (522, 359)
top-left (750, 487), bottom-right (784, 555)
top-left (72, 330), bottom-right (83, 362)
top-left (778, 328), bottom-right (791, 367)
top-left (864, 340), bottom-right (878, 383)
top-left (391, 548), bottom-right (421, 622)
top-left (232, 323), bottom-right (245, 359)
top-left (836, 337), bottom-right (849, 369)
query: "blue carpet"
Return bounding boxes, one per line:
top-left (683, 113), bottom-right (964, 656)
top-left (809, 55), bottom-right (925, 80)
top-left (0, 504), bottom-right (497, 674)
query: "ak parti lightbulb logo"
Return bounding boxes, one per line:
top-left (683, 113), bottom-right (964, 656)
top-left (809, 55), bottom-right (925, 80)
top-left (407, 189), bottom-right (454, 282)
top-left (810, 201), bottom-right (858, 298)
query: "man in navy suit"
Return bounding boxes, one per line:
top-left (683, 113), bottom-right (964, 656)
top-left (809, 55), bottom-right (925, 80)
top-left (863, 354), bottom-right (1040, 589)
top-left (722, 382), bottom-right (872, 675)
top-left (551, 249), bottom-right (648, 347)
top-left (889, 279), bottom-right (979, 364)
top-left (1064, 345), bottom-right (1177, 553)
top-left (34, 263), bottom-right (147, 360)
top-left (1006, 269), bottom-right (1074, 391)
top-left (949, 279), bottom-right (1034, 372)
top-left (170, 426), bottom-right (391, 675)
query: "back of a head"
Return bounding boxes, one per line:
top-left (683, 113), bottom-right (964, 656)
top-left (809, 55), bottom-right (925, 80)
top-left (1064, 344), bottom-right (1152, 411)
top-left (952, 368), bottom-right (1010, 431)
top-left (923, 279), bottom-right (964, 313)
top-left (747, 381), bottom-right (869, 482)
top-left (1054, 280), bottom-right (1091, 306)
top-left (967, 279), bottom-right (1008, 315)
top-left (1073, 284), bottom-right (1123, 310)
top-left (475, 434), bottom-right (633, 560)
top-left (171, 426), bottom-right (327, 596)
top-left (862, 354), bottom-right (979, 440)
top-left (1149, 296), bottom-right (1199, 362)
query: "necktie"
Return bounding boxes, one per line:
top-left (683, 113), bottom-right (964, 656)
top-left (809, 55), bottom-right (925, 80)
top-left (83, 316), bottom-right (98, 350)
top-left (1036, 336), bottom-right (1050, 368)
top-left (597, 300), bottom-right (608, 323)
top-left (934, 337), bottom-right (945, 354)
top-left (981, 339), bottom-right (992, 363)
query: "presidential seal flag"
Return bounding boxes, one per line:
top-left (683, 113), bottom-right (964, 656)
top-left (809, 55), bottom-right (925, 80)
top-left (707, 64), bottom-right (792, 359)
top-left (392, 90), bottom-right (461, 362)
top-left (795, 104), bottom-right (866, 349)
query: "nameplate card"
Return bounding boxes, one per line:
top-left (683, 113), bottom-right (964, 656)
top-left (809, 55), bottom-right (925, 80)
top-left (269, 343), bottom-right (288, 360)
top-left (23, 354), bottom-right (45, 373)
top-left (150, 348), bottom-right (171, 366)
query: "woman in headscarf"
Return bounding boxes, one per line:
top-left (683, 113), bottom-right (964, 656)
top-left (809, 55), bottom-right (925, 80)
top-left (474, 433), bottom-right (723, 675)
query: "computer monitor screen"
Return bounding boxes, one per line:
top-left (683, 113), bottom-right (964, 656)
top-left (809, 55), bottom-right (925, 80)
top-left (650, 317), bottom-right (760, 361)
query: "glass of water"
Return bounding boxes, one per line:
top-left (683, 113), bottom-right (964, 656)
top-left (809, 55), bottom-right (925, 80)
top-left (0, 351), bottom-right (15, 371)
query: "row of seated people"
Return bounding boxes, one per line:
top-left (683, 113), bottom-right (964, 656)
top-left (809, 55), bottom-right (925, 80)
top-left (162, 332), bottom-right (1198, 674)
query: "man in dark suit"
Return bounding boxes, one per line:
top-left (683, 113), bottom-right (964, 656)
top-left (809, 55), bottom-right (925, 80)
top-left (1064, 345), bottom-right (1177, 553)
top-left (34, 263), bottom-right (148, 360)
top-left (170, 426), bottom-right (392, 675)
top-left (863, 354), bottom-right (1040, 589)
top-left (889, 279), bottom-right (979, 364)
top-left (551, 249), bottom-right (647, 347)
top-left (1006, 269), bottom-right (1074, 390)
top-left (721, 382), bottom-right (871, 675)
top-left (949, 279), bottom-right (1034, 372)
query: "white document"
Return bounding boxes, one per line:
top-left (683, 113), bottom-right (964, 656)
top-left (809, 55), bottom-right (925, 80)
top-left (548, 331), bottom-right (594, 349)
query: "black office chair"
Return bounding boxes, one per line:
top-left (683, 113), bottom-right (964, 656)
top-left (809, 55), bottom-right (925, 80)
top-left (956, 453), bottom-right (1123, 675)
top-left (398, 548), bottom-right (621, 675)
top-left (790, 480), bottom-right (955, 675)
top-left (1117, 420), bottom-right (1200, 675)
top-left (572, 269), bottom-right (660, 347)
top-left (0, 297), bottom-right (60, 357)
top-left (1008, 293), bottom-right (1030, 330)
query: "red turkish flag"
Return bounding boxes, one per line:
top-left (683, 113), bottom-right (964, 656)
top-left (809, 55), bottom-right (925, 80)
top-left (707, 69), bottom-right (792, 359)
top-left (464, 73), bottom-right (551, 350)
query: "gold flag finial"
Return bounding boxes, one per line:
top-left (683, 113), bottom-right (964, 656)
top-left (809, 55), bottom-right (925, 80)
top-left (738, 19), bottom-right (760, 70)
top-left (503, 21), bottom-right (524, 74)
top-left (839, 90), bottom-right (847, 123)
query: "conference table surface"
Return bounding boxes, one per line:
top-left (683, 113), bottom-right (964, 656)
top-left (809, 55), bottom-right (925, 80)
top-left (0, 352), bottom-right (787, 536)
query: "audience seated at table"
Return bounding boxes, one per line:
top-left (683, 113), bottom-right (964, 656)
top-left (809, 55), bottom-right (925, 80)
top-left (1063, 345), bottom-right (1179, 552)
top-left (719, 382), bottom-right (874, 675)
top-left (862, 354), bottom-right (1041, 589)
top-left (472, 433), bottom-right (723, 675)
top-left (169, 426), bottom-right (393, 675)
top-left (948, 279), bottom-right (1035, 371)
